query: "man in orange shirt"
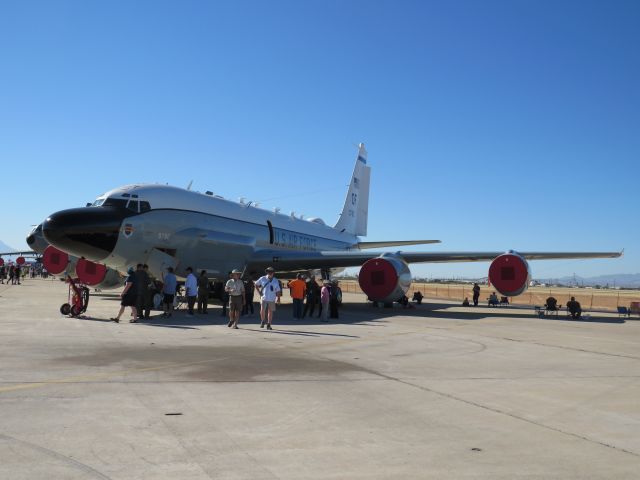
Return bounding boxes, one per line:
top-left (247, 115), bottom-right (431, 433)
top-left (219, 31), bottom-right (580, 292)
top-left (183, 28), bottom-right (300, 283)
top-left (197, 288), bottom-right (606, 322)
top-left (287, 274), bottom-right (307, 319)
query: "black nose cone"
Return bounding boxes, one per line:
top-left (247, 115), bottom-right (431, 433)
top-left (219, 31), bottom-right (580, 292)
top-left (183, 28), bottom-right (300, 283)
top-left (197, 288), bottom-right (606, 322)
top-left (43, 207), bottom-right (125, 261)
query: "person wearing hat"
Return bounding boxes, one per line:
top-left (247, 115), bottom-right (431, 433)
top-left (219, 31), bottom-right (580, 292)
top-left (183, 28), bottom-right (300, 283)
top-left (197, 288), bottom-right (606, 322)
top-left (111, 266), bottom-right (138, 323)
top-left (225, 269), bottom-right (245, 328)
top-left (319, 279), bottom-right (331, 322)
top-left (255, 267), bottom-right (281, 330)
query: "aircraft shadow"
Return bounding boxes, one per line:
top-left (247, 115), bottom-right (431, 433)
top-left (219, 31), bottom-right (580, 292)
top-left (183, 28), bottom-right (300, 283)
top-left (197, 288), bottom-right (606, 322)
top-left (87, 299), bottom-right (626, 327)
top-left (339, 301), bottom-right (627, 325)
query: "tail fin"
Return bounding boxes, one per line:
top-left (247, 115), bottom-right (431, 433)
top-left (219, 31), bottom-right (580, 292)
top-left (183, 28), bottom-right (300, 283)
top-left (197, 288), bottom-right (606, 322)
top-left (333, 143), bottom-right (371, 236)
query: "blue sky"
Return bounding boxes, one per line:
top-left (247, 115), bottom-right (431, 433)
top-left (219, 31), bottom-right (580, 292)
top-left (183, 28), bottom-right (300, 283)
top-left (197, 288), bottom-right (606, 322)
top-left (0, 0), bottom-right (638, 279)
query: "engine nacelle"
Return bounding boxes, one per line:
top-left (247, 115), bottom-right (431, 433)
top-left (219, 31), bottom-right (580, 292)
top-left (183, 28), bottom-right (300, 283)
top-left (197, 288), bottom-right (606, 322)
top-left (75, 258), bottom-right (123, 289)
top-left (488, 251), bottom-right (531, 297)
top-left (75, 258), bottom-right (108, 286)
top-left (358, 254), bottom-right (412, 303)
top-left (42, 245), bottom-right (72, 275)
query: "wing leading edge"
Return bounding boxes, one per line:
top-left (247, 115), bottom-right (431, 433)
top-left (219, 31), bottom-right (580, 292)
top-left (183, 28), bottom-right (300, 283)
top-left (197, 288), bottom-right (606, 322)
top-left (246, 249), bottom-right (623, 272)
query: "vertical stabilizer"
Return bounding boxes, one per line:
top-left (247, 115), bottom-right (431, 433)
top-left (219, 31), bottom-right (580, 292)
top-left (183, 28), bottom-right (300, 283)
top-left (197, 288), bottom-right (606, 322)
top-left (333, 143), bottom-right (371, 236)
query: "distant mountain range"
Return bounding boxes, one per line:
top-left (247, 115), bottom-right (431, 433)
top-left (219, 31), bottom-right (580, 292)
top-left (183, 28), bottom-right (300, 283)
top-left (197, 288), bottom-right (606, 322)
top-left (0, 240), bottom-right (16, 253)
top-left (537, 274), bottom-right (640, 288)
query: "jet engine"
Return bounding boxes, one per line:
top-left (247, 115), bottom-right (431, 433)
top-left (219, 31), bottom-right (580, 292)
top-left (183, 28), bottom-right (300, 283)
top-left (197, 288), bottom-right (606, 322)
top-left (75, 258), bottom-right (108, 286)
top-left (75, 258), bottom-right (122, 288)
top-left (42, 245), bottom-right (121, 289)
top-left (42, 245), bottom-right (73, 275)
top-left (488, 251), bottom-right (531, 297)
top-left (358, 253), bottom-right (412, 303)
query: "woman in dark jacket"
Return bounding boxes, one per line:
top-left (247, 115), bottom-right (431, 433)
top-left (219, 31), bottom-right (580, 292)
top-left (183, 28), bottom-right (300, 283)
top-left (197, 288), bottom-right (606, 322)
top-left (111, 267), bottom-right (138, 323)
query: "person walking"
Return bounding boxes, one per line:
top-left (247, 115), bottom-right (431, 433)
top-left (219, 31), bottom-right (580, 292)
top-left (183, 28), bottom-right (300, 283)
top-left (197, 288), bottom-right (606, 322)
top-left (184, 267), bottom-right (198, 316)
top-left (162, 267), bottom-right (177, 317)
top-left (14, 264), bottom-right (21, 285)
top-left (225, 269), bottom-right (245, 328)
top-left (472, 283), bottom-right (480, 307)
top-left (111, 267), bottom-right (137, 322)
top-left (255, 267), bottom-right (281, 330)
top-left (197, 270), bottom-right (209, 314)
top-left (302, 277), bottom-right (320, 319)
top-left (320, 280), bottom-right (331, 322)
top-left (287, 274), bottom-right (306, 319)
top-left (8, 265), bottom-right (15, 285)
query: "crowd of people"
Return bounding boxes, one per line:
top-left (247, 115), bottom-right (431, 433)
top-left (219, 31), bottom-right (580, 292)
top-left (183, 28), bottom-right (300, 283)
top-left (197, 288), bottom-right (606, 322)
top-left (0, 263), bottom-right (51, 285)
top-left (110, 265), bottom-right (343, 330)
top-left (0, 264), bottom-right (22, 284)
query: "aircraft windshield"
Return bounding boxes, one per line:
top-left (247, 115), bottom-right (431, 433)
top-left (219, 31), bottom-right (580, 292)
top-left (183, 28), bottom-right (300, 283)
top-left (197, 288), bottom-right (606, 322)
top-left (91, 198), bottom-right (106, 207)
top-left (102, 198), bottom-right (129, 209)
top-left (99, 197), bottom-right (151, 213)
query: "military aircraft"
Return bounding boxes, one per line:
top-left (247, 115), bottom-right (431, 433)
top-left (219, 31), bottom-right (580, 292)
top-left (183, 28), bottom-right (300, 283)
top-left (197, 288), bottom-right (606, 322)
top-left (40, 144), bottom-right (621, 303)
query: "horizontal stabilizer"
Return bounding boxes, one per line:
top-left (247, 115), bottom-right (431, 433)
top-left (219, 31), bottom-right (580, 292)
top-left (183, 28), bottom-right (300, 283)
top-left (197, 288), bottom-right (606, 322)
top-left (357, 240), bottom-right (441, 249)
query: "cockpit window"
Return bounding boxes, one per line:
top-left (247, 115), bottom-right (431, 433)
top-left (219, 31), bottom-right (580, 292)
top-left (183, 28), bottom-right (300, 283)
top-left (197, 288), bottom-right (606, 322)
top-left (91, 198), bottom-right (105, 207)
top-left (97, 196), bottom-right (150, 213)
top-left (102, 198), bottom-right (129, 209)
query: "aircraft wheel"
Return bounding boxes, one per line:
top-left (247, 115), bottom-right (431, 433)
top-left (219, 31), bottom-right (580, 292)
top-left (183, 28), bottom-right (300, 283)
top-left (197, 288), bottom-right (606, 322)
top-left (71, 305), bottom-right (81, 317)
top-left (60, 303), bottom-right (71, 315)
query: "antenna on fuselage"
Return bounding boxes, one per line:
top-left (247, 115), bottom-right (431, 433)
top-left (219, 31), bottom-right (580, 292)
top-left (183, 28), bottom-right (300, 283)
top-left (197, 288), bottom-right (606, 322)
top-left (186, 180), bottom-right (193, 191)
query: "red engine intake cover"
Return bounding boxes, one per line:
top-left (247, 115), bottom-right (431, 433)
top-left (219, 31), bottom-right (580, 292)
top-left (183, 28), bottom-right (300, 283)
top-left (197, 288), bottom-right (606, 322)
top-left (358, 255), bottom-right (412, 303)
top-left (76, 258), bottom-right (107, 286)
top-left (488, 253), bottom-right (530, 297)
top-left (0, 258), bottom-right (4, 266)
top-left (16, 256), bottom-right (25, 265)
top-left (42, 246), bottom-right (69, 275)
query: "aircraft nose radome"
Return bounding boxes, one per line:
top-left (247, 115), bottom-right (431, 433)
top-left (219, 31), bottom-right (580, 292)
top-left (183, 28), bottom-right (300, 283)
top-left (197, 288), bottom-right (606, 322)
top-left (43, 207), bottom-right (124, 261)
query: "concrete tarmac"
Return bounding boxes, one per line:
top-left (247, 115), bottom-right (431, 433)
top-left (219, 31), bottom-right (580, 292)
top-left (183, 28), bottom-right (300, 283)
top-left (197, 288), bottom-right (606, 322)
top-left (1, 278), bottom-right (639, 479)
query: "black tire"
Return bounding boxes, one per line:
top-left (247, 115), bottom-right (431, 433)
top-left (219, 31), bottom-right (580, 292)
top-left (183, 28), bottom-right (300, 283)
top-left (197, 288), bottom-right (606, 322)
top-left (71, 305), bottom-right (81, 317)
top-left (60, 303), bottom-right (71, 315)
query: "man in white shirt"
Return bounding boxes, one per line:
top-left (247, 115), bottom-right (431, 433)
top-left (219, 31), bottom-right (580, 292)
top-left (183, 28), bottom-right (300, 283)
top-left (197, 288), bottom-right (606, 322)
top-left (254, 267), bottom-right (281, 330)
top-left (225, 269), bottom-right (245, 329)
top-left (184, 267), bottom-right (198, 316)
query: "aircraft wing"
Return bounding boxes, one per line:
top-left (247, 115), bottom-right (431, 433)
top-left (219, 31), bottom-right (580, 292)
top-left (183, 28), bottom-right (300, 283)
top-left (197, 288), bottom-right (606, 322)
top-left (0, 250), bottom-right (37, 257)
top-left (246, 249), bottom-right (623, 272)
